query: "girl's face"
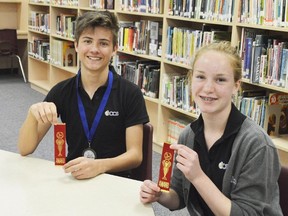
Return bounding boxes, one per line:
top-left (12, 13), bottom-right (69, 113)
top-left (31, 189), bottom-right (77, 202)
top-left (74, 27), bottom-right (117, 74)
top-left (191, 50), bottom-right (240, 116)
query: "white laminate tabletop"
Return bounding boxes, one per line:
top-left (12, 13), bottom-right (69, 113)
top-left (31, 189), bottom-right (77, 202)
top-left (0, 150), bottom-right (155, 216)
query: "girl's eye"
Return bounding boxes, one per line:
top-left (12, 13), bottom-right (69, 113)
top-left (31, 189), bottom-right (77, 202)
top-left (216, 78), bottom-right (226, 82)
top-left (195, 75), bottom-right (205, 79)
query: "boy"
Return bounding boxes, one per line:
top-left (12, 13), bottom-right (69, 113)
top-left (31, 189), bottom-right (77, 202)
top-left (18, 11), bottom-right (149, 180)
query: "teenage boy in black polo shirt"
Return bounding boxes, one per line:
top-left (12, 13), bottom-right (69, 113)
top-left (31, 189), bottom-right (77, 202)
top-left (18, 11), bottom-right (149, 179)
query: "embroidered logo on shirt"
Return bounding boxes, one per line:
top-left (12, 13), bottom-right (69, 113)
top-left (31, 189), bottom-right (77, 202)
top-left (105, 110), bottom-right (119, 117)
top-left (231, 176), bottom-right (237, 185)
top-left (218, 161), bottom-right (228, 170)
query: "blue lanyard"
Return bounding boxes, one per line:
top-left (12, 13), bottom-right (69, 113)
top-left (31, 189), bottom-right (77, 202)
top-left (76, 70), bottom-right (113, 144)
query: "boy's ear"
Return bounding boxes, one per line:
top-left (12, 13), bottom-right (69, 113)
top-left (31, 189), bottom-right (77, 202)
top-left (74, 41), bottom-right (78, 52)
top-left (112, 44), bottom-right (118, 55)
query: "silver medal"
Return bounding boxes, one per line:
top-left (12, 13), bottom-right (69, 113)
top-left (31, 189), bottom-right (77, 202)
top-left (83, 148), bottom-right (97, 159)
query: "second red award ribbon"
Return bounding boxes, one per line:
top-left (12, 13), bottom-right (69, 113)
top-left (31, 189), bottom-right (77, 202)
top-left (158, 142), bottom-right (174, 192)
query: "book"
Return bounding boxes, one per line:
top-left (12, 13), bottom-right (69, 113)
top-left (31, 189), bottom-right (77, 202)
top-left (243, 37), bottom-right (253, 79)
top-left (135, 59), bottom-right (158, 88)
top-left (280, 48), bottom-right (288, 88)
top-left (142, 64), bottom-right (160, 96)
top-left (62, 41), bottom-right (75, 66)
top-left (259, 54), bottom-right (268, 84)
top-left (148, 21), bottom-right (159, 56)
top-left (250, 35), bottom-right (268, 83)
top-left (211, 30), bottom-right (231, 42)
top-left (64, 47), bottom-right (76, 67)
top-left (239, 89), bottom-right (267, 126)
top-left (148, 68), bottom-right (160, 98)
top-left (239, 28), bottom-right (258, 59)
top-left (265, 93), bottom-right (288, 136)
top-left (118, 21), bottom-right (134, 51)
top-left (105, 0), bottom-right (114, 9)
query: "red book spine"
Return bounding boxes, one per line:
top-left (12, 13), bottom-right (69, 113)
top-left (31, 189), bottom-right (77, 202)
top-left (54, 123), bottom-right (66, 165)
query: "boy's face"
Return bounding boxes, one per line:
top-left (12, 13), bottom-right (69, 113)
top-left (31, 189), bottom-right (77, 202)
top-left (74, 27), bottom-right (117, 73)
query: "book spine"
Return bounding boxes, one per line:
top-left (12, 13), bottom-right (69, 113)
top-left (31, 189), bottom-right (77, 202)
top-left (244, 37), bottom-right (253, 79)
top-left (251, 43), bottom-right (263, 83)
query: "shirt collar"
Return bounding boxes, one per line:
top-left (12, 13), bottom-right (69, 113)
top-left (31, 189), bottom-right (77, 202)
top-left (77, 65), bottom-right (118, 91)
top-left (190, 103), bottom-right (246, 139)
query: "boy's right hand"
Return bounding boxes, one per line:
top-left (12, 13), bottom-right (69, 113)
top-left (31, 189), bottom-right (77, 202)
top-left (29, 102), bottom-right (58, 124)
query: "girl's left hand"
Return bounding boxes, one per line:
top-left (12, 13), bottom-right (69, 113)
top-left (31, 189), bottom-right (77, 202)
top-left (170, 144), bottom-right (204, 183)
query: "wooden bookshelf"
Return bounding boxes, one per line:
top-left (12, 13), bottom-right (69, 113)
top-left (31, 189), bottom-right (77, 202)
top-left (0, 0), bottom-right (28, 74)
top-left (27, 0), bottom-right (288, 165)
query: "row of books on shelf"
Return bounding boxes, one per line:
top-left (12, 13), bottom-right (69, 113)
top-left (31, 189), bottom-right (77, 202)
top-left (30, 0), bottom-right (50, 3)
top-left (118, 20), bottom-right (162, 57)
top-left (51, 0), bottom-right (78, 6)
top-left (240, 28), bottom-right (288, 89)
top-left (161, 76), bottom-right (288, 137)
top-left (120, 0), bottom-right (162, 14)
top-left (56, 13), bottom-right (77, 39)
top-left (30, 0), bottom-right (114, 9)
top-left (167, 117), bottom-right (190, 144)
top-left (28, 37), bottom-right (50, 61)
top-left (28, 35), bottom-right (288, 138)
top-left (163, 77), bottom-right (288, 138)
top-left (168, 0), bottom-right (234, 22)
top-left (29, 11), bottom-right (50, 34)
top-left (238, 0), bottom-right (288, 27)
top-left (29, 12), bottom-right (76, 39)
top-left (161, 73), bottom-right (200, 114)
top-left (113, 55), bottom-right (160, 98)
top-left (165, 26), bottom-right (230, 65)
top-left (235, 90), bottom-right (288, 137)
top-left (50, 39), bottom-right (77, 67)
top-left (166, 92), bottom-right (288, 144)
top-left (28, 37), bottom-right (77, 68)
top-left (90, 0), bottom-right (114, 9)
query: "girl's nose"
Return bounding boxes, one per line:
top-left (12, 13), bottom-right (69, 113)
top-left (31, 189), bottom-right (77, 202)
top-left (203, 80), bottom-right (214, 92)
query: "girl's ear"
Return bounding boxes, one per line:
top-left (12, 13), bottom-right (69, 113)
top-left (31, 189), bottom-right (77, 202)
top-left (233, 80), bottom-right (241, 95)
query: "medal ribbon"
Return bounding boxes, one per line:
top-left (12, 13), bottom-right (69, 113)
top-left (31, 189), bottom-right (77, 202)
top-left (76, 70), bottom-right (113, 145)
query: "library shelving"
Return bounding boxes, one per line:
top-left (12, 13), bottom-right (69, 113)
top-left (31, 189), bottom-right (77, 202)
top-left (0, 0), bottom-right (28, 75)
top-left (27, 0), bottom-right (288, 165)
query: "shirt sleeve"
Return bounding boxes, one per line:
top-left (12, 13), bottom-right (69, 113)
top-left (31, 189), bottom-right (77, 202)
top-left (229, 130), bottom-right (282, 215)
top-left (122, 80), bottom-right (149, 128)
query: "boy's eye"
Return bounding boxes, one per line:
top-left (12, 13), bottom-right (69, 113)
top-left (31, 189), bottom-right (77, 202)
top-left (100, 41), bottom-right (109, 46)
top-left (83, 39), bottom-right (92, 44)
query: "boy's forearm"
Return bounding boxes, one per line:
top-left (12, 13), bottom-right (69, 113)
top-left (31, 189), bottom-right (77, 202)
top-left (17, 111), bottom-right (41, 156)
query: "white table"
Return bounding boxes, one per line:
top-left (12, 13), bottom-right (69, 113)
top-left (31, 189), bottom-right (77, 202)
top-left (0, 150), bottom-right (155, 216)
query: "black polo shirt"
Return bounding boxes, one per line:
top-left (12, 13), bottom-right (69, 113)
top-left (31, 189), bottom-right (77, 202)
top-left (44, 67), bottom-right (149, 176)
top-left (189, 103), bottom-right (246, 215)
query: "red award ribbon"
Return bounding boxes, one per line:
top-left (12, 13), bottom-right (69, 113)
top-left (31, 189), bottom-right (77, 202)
top-left (158, 142), bottom-right (174, 192)
top-left (54, 123), bottom-right (66, 166)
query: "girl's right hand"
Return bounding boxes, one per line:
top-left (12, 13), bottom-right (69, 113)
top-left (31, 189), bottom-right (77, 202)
top-left (140, 180), bottom-right (162, 204)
